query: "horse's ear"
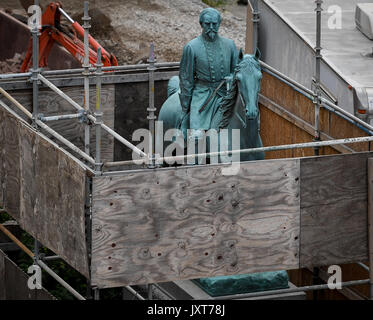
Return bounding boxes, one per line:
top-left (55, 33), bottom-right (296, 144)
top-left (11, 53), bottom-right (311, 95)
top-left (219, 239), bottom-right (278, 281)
top-left (255, 47), bottom-right (261, 60)
top-left (238, 48), bottom-right (244, 62)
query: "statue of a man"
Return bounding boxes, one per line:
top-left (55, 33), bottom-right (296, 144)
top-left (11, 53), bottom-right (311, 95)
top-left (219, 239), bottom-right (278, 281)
top-left (178, 8), bottom-right (238, 134)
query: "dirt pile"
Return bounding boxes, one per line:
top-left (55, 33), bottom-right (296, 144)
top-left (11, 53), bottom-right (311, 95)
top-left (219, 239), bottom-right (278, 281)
top-left (0, 0), bottom-right (248, 65)
top-left (0, 53), bottom-right (25, 74)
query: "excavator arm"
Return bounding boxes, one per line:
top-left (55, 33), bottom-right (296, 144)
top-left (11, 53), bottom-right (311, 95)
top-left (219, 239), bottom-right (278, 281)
top-left (20, 2), bottom-right (118, 72)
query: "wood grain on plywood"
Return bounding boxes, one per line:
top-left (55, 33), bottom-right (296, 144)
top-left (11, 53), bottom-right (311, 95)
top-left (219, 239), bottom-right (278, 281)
top-left (91, 159), bottom-right (300, 288)
top-left (300, 152), bottom-right (371, 267)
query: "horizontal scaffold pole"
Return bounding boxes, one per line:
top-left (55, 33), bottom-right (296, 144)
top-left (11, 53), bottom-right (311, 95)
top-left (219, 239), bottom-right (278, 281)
top-left (103, 135), bottom-right (373, 168)
top-left (211, 278), bottom-right (370, 300)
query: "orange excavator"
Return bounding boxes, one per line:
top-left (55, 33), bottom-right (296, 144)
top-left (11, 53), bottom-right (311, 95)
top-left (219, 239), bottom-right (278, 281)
top-left (20, 2), bottom-right (118, 72)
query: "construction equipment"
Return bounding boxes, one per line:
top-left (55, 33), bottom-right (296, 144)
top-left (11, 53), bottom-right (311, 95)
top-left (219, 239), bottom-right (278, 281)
top-left (20, 2), bottom-right (118, 72)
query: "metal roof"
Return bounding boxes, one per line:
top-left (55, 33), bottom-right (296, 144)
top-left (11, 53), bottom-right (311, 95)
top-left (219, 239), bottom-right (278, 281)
top-left (262, 0), bottom-right (373, 87)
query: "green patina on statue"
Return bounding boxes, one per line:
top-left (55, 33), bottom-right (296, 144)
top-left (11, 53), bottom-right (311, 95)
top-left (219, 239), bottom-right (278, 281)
top-left (178, 7), bottom-right (238, 132)
top-left (159, 8), bottom-right (289, 296)
top-left (159, 7), bottom-right (265, 161)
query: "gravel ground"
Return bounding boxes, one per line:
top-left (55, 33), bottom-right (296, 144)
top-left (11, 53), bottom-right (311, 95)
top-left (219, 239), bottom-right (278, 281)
top-left (0, 0), bottom-right (248, 64)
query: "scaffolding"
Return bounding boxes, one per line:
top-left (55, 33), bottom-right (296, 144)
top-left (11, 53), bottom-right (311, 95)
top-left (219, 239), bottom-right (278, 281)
top-left (0, 0), bottom-right (372, 300)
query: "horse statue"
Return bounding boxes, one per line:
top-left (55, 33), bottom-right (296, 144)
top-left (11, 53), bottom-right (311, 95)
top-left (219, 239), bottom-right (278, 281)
top-left (158, 49), bottom-right (265, 163)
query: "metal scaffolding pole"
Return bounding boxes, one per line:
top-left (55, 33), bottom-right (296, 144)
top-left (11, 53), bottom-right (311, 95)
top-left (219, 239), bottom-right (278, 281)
top-left (312, 1), bottom-right (323, 295)
top-left (37, 259), bottom-right (86, 300)
top-left (212, 279), bottom-right (370, 300)
top-left (0, 87), bottom-right (33, 119)
top-left (87, 115), bottom-right (147, 158)
top-left (313, 0), bottom-right (323, 156)
top-left (36, 119), bottom-right (96, 164)
top-left (147, 43), bottom-right (157, 168)
top-left (103, 135), bottom-right (373, 169)
top-left (31, 1), bottom-right (40, 127)
top-left (39, 113), bottom-right (83, 122)
top-left (38, 74), bottom-right (84, 111)
top-left (82, 1), bottom-right (91, 156)
top-left (122, 286), bottom-right (146, 300)
top-left (368, 158), bottom-right (373, 300)
top-left (148, 284), bottom-right (153, 300)
top-left (251, 0), bottom-right (259, 53)
top-left (36, 75), bottom-right (146, 158)
top-left (95, 48), bottom-right (103, 173)
top-left (0, 72), bottom-right (32, 80)
top-left (93, 288), bottom-right (100, 300)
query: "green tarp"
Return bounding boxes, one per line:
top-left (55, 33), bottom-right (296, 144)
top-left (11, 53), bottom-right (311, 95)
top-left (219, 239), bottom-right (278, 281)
top-left (194, 271), bottom-right (289, 297)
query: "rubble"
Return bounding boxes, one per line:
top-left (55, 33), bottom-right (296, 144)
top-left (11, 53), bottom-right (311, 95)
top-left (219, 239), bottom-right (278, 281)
top-left (0, 53), bottom-right (25, 74)
top-left (0, 0), bottom-right (247, 66)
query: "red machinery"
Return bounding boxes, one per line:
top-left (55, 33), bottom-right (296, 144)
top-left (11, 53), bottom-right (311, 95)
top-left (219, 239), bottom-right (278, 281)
top-left (20, 2), bottom-right (118, 72)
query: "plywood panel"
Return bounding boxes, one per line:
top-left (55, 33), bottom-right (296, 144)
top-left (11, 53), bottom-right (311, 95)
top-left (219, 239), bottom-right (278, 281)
top-left (0, 106), bottom-right (89, 278)
top-left (329, 113), bottom-right (369, 153)
top-left (259, 105), bottom-right (293, 159)
top-left (291, 125), bottom-right (315, 158)
top-left (0, 250), bottom-right (5, 299)
top-left (300, 152), bottom-right (372, 267)
top-left (0, 108), bottom-right (5, 207)
top-left (91, 159), bottom-right (301, 288)
top-left (1, 109), bottom-right (21, 220)
top-left (261, 72), bottom-right (314, 125)
top-left (114, 80), bottom-right (169, 161)
top-left (19, 125), bottom-right (89, 278)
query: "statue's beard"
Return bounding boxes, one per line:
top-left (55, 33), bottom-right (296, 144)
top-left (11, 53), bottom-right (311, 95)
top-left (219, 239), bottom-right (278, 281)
top-left (205, 30), bottom-right (217, 40)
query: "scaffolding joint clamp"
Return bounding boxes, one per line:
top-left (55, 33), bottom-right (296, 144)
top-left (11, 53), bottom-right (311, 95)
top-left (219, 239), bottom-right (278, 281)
top-left (79, 110), bottom-right (93, 125)
top-left (94, 163), bottom-right (104, 174)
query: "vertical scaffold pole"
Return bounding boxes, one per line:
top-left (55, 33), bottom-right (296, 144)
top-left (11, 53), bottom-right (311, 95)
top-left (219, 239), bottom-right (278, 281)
top-left (93, 287), bottom-right (100, 300)
top-left (251, 0), bottom-right (259, 54)
top-left (148, 284), bottom-right (153, 300)
top-left (312, 2), bottom-right (323, 295)
top-left (147, 43), bottom-right (157, 168)
top-left (95, 48), bottom-right (103, 173)
top-left (31, 0), bottom-right (40, 126)
top-left (313, 0), bottom-right (323, 156)
top-left (34, 239), bottom-right (39, 265)
top-left (368, 158), bottom-right (373, 300)
top-left (82, 1), bottom-right (91, 155)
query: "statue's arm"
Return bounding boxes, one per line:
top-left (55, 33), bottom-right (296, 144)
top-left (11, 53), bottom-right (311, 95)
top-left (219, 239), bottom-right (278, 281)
top-left (179, 44), bottom-right (195, 113)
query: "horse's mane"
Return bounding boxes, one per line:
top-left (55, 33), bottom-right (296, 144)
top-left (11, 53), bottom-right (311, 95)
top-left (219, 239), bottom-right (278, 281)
top-left (219, 56), bottom-right (260, 129)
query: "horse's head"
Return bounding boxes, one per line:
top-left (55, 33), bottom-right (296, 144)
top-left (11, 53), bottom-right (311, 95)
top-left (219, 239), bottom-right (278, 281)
top-left (235, 48), bottom-right (262, 119)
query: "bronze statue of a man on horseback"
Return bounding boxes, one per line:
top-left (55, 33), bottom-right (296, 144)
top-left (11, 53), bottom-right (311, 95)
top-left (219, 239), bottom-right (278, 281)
top-left (158, 7), bottom-right (264, 163)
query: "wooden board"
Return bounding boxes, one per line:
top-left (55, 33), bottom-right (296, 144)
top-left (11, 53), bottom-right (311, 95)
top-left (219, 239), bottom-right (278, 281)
top-left (6, 85), bottom-right (115, 162)
top-left (260, 71), bottom-right (370, 157)
top-left (0, 109), bottom-right (21, 220)
top-left (114, 80), bottom-right (169, 161)
top-left (299, 152), bottom-right (372, 267)
top-left (0, 106), bottom-right (89, 278)
top-left (91, 159), bottom-right (301, 288)
top-left (19, 124), bottom-right (89, 278)
top-left (0, 250), bottom-right (55, 300)
top-left (0, 250), bottom-right (4, 299)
